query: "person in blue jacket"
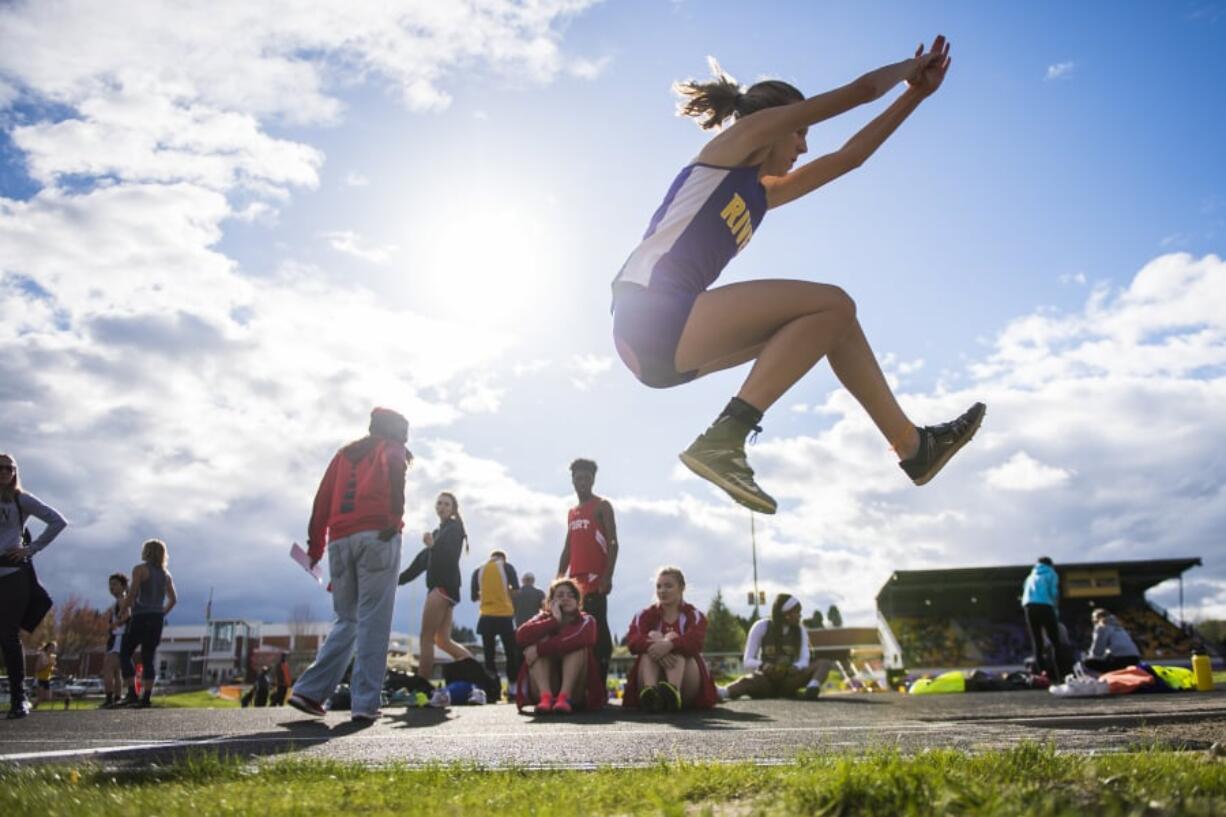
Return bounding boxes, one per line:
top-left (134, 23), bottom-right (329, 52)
top-left (1021, 557), bottom-right (1067, 680)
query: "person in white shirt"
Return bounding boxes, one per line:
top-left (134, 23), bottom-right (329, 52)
top-left (720, 593), bottom-right (833, 701)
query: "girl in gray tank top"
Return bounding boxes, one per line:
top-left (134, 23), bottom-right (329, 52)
top-left (132, 564), bottom-right (167, 616)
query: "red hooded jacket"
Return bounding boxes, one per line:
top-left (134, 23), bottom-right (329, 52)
top-left (514, 611), bottom-right (605, 711)
top-left (623, 601), bottom-right (718, 709)
top-left (307, 436), bottom-right (408, 561)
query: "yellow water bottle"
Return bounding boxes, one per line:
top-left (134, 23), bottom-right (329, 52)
top-left (1191, 652), bottom-right (1214, 692)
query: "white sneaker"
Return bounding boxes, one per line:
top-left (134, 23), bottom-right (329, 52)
top-left (469, 688), bottom-right (487, 705)
top-left (429, 689), bottom-right (451, 708)
top-left (716, 686), bottom-right (730, 702)
top-left (350, 709), bottom-right (383, 723)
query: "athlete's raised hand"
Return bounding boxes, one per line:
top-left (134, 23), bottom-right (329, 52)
top-left (908, 35), bottom-right (951, 97)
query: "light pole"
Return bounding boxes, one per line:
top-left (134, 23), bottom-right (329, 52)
top-left (751, 511), bottom-right (761, 620)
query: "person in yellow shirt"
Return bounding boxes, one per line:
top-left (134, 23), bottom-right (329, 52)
top-left (33, 641), bottom-right (57, 710)
top-left (471, 549), bottom-right (520, 701)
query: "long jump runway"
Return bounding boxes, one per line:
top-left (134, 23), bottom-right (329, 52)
top-left (3, 690), bottom-right (1224, 769)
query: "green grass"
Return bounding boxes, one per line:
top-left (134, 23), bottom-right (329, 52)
top-left (153, 689), bottom-right (240, 709)
top-left (2, 744), bottom-right (1224, 816)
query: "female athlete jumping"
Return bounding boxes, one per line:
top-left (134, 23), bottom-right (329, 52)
top-left (612, 36), bottom-right (983, 514)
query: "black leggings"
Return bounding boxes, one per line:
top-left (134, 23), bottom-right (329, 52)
top-left (582, 592), bottom-right (613, 684)
top-left (0, 570), bottom-right (30, 705)
top-left (120, 613), bottom-right (164, 681)
top-left (1024, 603), bottom-right (1068, 680)
top-left (478, 616), bottom-right (520, 684)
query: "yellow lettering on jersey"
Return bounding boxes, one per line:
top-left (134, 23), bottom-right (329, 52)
top-left (720, 193), bottom-right (746, 225)
top-left (721, 193), bottom-right (754, 250)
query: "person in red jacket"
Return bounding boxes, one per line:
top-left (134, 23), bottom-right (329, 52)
top-left (514, 578), bottom-right (604, 714)
top-left (289, 407), bottom-right (411, 724)
top-left (624, 566), bottom-right (718, 712)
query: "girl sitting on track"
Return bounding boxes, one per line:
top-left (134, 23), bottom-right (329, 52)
top-left (610, 35), bottom-right (983, 515)
top-left (514, 578), bottom-right (604, 715)
top-left (720, 593), bottom-right (833, 701)
top-left (399, 491), bottom-right (474, 682)
top-left (624, 566), bottom-right (718, 713)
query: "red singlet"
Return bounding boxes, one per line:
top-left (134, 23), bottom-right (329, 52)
top-left (565, 498), bottom-right (608, 595)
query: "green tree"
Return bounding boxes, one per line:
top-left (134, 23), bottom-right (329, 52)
top-left (826, 604), bottom-right (843, 628)
top-left (451, 624), bottom-right (477, 644)
top-left (705, 589), bottom-right (747, 653)
top-left (804, 609), bottom-right (825, 629)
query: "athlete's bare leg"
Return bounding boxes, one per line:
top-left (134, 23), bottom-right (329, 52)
top-left (676, 279), bottom-right (918, 456)
top-left (418, 591), bottom-right (471, 680)
top-left (560, 649), bottom-right (587, 699)
top-left (527, 656), bottom-right (555, 701)
top-left (638, 655), bottom-right (662, 688)
top-left (679, 657), bottom-right (702, 705)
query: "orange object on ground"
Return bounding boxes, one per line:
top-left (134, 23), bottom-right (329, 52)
top-left (1098, 666), bottom-right (1155, 695)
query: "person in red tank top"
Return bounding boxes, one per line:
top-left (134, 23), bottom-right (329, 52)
top-left (556, 459), bottom-right (618, 688)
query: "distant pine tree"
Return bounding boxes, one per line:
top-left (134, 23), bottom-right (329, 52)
top-left (804, 609), bottom-right (825, 629)
top-left (705, 589), bottom-right (747, 653)
top-left (827, 605), bottom-right (843, 628)
top-left (451, 624), bottom-right (477, 643)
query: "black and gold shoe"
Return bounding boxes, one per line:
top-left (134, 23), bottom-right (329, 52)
top-left (679, 417), bottom-right (777, 514)
top-left (900, 402), bottom-right (986, 486)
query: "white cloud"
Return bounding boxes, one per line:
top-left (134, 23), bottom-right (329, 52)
top-left (567, 353), bottom-right (613, 390)
top-left (982, 451), bottom-right (1072, 491)
top-left (344, 171), bottom-right (370, 188)
top-left (1046, 61), bottom-right (1076, 80)
top-left (320, 229), bottom-right (399, 264)
top-left (0, 0), bottom-right (602, 623)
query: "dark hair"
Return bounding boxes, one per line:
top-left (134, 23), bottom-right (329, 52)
top-left (675, 57), bottom-right (803, 131)
top-left (108, 572), bottom-right (129, 590)
top-left (767, 593), bottom-right (802, 656)
top-left (489, 549), bottom-right (506, 560)
top-left (569, 458), bottom-right (598, 476)
top-left (437, 491), bottom-right (469, 554)
top-left (1038, 557), bottom-right (1053, 567)
top-left (547, 577), bottom-right (584, 614)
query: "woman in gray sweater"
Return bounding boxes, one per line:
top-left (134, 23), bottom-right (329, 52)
top-left (1084, 608), bottom-right (1141, 673)
top-left (1, 453), bottom-right (68, 719)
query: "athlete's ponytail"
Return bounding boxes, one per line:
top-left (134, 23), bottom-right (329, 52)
top-left (439, 491), bottom-right (469, 554)
top-left (674, 57), bottom-right (804, 131)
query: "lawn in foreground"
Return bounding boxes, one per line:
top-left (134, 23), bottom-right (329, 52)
top-left (3, 744), bottom-right (1223, 817)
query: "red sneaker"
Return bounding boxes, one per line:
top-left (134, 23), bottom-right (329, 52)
top-left (552, 693), bottom-right (572, 714)
top-left (535, 692), bottom-right (554, 714)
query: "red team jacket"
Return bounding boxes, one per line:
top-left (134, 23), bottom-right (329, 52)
top-left (307, 436), bottom-right (408, 561)
top-left (514, 611), bottom-right (605, 711)
top-left (623, 601), bottom-right (718, 709)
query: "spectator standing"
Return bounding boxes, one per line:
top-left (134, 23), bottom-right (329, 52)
top-left (0, 452), bottom-right (67, 720)
top-left (118, 538), bottom-right (178, 708)
top-left (514, 573), bottom-right (546, 628)
top-left (271, 652), bottom-right (292, 706)
top-left (1021, 557), bottom-right (1068, 681)
top-left (289, 407), bottom-right (411, 724)
top-left (471, 549), bottom-right (521, 701)
top-left (101, 572), bottom-right (129, 708)
top-left (556, 458), bottom-right (619, 687)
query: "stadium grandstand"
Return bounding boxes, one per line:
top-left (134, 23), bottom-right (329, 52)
top-left (876, 558), bottom-right (1220, 672)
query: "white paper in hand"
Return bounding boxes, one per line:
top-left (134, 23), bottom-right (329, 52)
top-left (290, 542), bottom-right (324, 585)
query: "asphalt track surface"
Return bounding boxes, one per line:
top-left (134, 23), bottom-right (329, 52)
top-left (3, 690), bottom-right (1225, 769)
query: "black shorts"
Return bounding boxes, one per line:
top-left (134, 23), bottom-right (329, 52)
top-left (613, 284), bottom-right (699, 389)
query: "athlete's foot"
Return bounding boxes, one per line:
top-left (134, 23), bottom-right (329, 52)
top-left (899, 402), bottom-right (986, 486)
top-left (679, 417), bottom-right (777, 514)
top-left (656, 681), bottom-right (682, 713)
top-left (552, 692), bottom-right (573, 714)
top-left (638, 684), bottom-right (661, 714)
top-left (535, 692), bottom-right (554, 714)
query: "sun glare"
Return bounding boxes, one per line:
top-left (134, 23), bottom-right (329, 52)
top-left (413, 192), bottom-right (563, 333)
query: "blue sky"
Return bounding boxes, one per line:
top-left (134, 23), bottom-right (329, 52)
top-left (2, 1), bottom-right (1225, 641)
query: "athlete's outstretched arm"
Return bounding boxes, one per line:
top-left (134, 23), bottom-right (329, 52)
top-left (698, 36), bottom-right (947, 168)
top-left (764, 41), bottom-right (951, 208)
